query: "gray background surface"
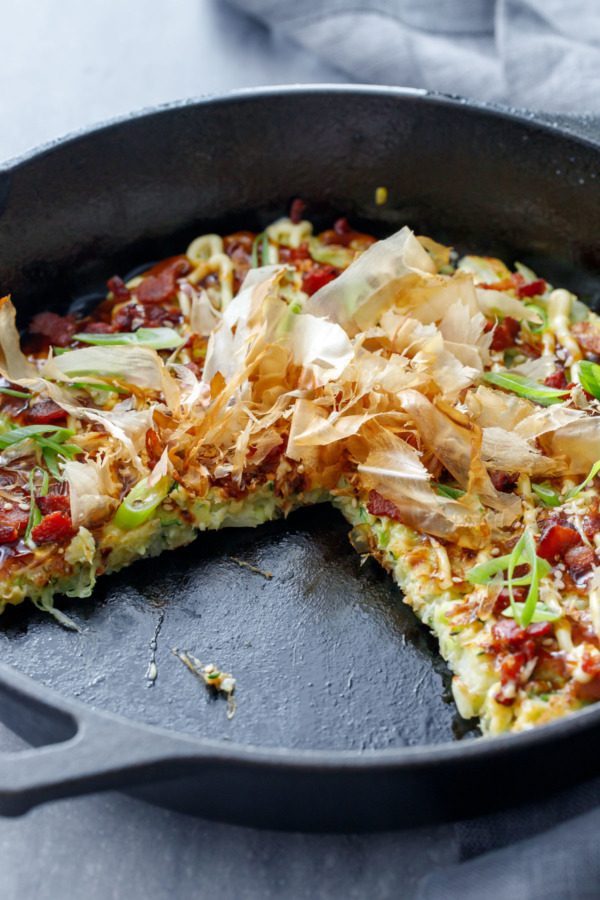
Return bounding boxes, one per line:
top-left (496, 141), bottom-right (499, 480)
top-left (0, 2), bottom-right (461, 898)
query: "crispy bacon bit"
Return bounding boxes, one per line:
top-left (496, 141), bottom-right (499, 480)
top-left (489, 316), bottom-right (520, 351)
top-left (31, 511), bottom-right (74, 545)
top-left (222, 232), bottom-right (258, 290)
top-left (576, 678), bottom-right (600, 701)
top-left (526, 621), bottom-right (554, 639)
top-left (481, 274), bottom-right (524, 292)
top-left (223, 232), bottom-right (255, 266)
top-left (36, 494), bottom-right (70, 516)
top-left (571, 321), bottom-right (600, 356)
top-left (500, 649), bottom-right (529, 672)
top-left (302, 265), bottom-right (339, 296)
top-left (544, 367), bottom-right (568, 389)
top-left (491, 618), bottom-right (553, 652)
top-left (142, 304), bottom-right (182, 327)
top-left (516, 279), bottom-right (546, 299)
top-left (530, 648), bottom-right (569, 687)
top-left (490, 619), bottom-right (554, 706)
top-left (536, 520), bottom-right (582, 562)
top-left (83, 320), bottom-right (117, 334)
top-left (574, 650), bottom-right (600, 700)
top-left (111, 302), bottom-right (180, 331)
top-left (112, 303), bottom-right (139, 331)
top-left (571, 611), bottom-right (600, 648)
top-left (107, 275), bottom-right (131, 302)
top-left (495, 652), bottom-right (528, 705)
top-left (136, 258), bottom-right (190, 305)
top-left (580, 651), bottom-right (600, 678)
top-left (490, 471), bottom-right (517, 492)
top-left (480, 272), bottom-right (545, 300)
top-left (366, 490), bottom-right (403, 522)
top-left (493, 587), bottom-right (526, 615)
top-left (319, 218), bottom-right (376, 250)
top-left (0, 505), bottom-right (31, 538)
top-left (2, 507), bottom-right (28, 529)
top-left (144, 255), bottom-right (192, 279)
top-left (290, 198), bottom-right (306, 225)
top-left (184, 360), bottom-right (203, 379)
top-left (26, 399), bottom-right (66, 424)
top-left (0, 525), bottom-right (17, 543)
top-left (29, 312), bottom-right (77, 347)
top-left (583, 497), bottom-right (600, 543)
top-left (334, 217), bottom-right (352, 236)
top-left (277, 244), bottom-right (313, 264)
top-left (563, 544), bottom-right (597, 580)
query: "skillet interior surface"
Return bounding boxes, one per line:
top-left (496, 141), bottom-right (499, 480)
top-left (0, 505), bottom-right (476, 750)
top-left (1, 88), bottom-right (600, 820)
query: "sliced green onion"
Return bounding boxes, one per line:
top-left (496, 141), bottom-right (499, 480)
top-left (113, 475), bottom-right (172, 530)
top-left (515, 262), bottom-right (540, 283)
top-left (69, 381), bottom-right (129, 395)
top-left (524, 304), bottom-right (548, 333)
top-left (308, 238), bottom-right (354, 268)
top-left (207, 671), bottom-right (221, 680)
top-left (35, 437), bottom-right (81, 458)
top-left (261, 231), bottom-right (270, 265)
top-left (507, 529), bottom-right (547, 627)
top-left (578, 361), bottom-right (600, 401)
top-left (251, 233), bottom-right (261, 268)
top-left (532, 482), bottom-right (562, 507)
top-left (433, 482), bottom-right (466, 500)
top-left (482, 371), bottom-right (570, 406)
top-left (0, 424), bottom-right (81, 474)
top-left (565, 459), bottom-right (600, 501)
top-left (0, 424), bottom-right (75, 449)
top-left (31, 594), bottom-right (81, 631)
top-left (467, 556), bottom-right (510, 584)
top-left (37, 440), bottom-right (81, 479)
top-left (24, 467), bottom-right (49, 548)
top-left (52, 346), bottom-right (69, 356)
top-left (42, 448), bottom-right (61, 479)
top-left (251, 231), bottom-right (271, 268)
top-left (501, 603), bottom-right (561, 623)
top-left (72, 327), bottom-right (183, 351)
top-left (467, 551), bottom-right (551, 588)
top-left (0, 387), bottom-right (30, 398)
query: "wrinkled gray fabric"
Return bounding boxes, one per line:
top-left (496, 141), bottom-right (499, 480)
top-left (419, 806), bottom-right (600, 900)
top-left (225, 0), bottom-right (600, 112)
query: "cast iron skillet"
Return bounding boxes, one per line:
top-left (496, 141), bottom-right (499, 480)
top-left (0, 86), bottom-right (600, 833)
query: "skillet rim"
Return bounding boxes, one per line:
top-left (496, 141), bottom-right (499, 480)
top-left (2, 82), bottom-right (599, 174)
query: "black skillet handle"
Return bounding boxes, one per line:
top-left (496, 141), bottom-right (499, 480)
top-left (0, 662), bottom-right (203, 816)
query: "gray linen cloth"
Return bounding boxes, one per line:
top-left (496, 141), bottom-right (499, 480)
top-left (226, 0), bottom-right (600, 113)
